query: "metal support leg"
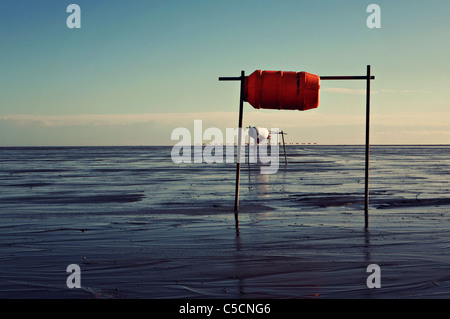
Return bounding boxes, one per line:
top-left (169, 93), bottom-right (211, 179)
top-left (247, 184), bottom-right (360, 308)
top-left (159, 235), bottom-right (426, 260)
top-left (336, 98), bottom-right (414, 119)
top-left (364, 65), bottom-right (371, 230)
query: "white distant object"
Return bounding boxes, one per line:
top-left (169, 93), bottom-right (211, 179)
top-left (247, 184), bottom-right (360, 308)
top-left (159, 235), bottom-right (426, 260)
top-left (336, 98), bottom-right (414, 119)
top-left (249, 127), bottom-right (270, 144)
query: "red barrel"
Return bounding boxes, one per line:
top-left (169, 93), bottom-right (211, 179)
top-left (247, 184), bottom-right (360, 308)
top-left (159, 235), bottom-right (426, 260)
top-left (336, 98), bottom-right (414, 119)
top-left (243, 70), bottom-right (320, 111)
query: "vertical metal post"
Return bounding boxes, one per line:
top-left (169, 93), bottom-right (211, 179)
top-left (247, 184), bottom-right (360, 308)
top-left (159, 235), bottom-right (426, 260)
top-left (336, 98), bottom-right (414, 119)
top-left (247, 126), bottom-right (250, 168)
top-left (218, 72), bottom-right (245, 236)
top-left (234, 71), bottom-right (245, 215)
top-left (364, 65), bottom-right (371, 230)
top-left (320, 68), bottom-right (374, 229)
top-left (281, 131), bottom-right (287, 164)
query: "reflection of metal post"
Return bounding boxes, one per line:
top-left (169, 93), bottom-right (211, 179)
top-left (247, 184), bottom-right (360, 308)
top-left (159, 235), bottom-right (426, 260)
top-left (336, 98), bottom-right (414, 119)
top-left (364, 65), bottom-right (371, 230)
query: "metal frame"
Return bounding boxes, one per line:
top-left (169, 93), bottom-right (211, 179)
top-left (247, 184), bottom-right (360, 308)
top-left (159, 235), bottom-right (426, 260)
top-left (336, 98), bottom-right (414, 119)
top-left (219, 66), bottom-right (374, 230)
top-left (247, 127), bottom-right (287, 166)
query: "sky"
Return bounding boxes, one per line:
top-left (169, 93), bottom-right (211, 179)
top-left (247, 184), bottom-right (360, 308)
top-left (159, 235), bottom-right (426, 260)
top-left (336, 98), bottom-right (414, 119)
top-left (0, 0), bottom-right (448, 146)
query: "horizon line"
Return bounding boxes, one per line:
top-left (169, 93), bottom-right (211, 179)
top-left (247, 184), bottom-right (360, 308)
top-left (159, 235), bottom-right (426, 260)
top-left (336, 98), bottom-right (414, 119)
top-left (1, 143), bottom-right (449, 148)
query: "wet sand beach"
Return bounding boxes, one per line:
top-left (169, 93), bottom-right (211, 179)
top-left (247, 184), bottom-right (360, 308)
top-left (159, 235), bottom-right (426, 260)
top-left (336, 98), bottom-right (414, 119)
top-left (0, 145), bottom-right (449, 299)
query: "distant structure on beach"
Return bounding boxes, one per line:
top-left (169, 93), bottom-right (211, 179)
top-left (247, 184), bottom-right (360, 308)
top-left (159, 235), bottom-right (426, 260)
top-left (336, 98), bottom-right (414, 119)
top-left (248, 126), bottom-right (270, 144)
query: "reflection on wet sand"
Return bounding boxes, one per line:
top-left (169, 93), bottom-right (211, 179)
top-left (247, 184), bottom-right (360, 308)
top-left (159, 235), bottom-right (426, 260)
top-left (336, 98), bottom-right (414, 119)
top-left (0, 145), bottom-right (449, 298)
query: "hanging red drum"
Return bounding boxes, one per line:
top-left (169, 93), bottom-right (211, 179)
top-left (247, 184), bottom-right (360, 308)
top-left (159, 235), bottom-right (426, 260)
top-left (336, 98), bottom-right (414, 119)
top-left (243, 70), bottom-right (320, 111)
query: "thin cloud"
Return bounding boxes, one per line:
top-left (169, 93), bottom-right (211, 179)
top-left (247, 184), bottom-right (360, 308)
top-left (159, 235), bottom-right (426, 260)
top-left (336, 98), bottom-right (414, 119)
top-left (1, 111), bottom-right (448, 145)
top-left (1, 111), bottom-right (448, 131)
top-left (380, 89), bottom-right (430, 94)
top-left (376, 130), bottom-right (450, 136)
top-left (323, 88), bottom-right (368, 95)
top-left (323, 88), bottom-right (430, 95)
top-left (0, 112), bottom-right (236, 127)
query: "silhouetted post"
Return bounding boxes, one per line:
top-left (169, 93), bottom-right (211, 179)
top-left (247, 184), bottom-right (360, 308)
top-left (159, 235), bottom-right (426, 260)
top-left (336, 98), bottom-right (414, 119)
top-left (364, 65), bottom-right (371, 230)
top-left (235, 71), bottom-right (245, 214)
top-left (320, 66), bottom-right (374, 229)
top-left (218, 71), bottom-right (245, 235)
top-left (280, 131), bottom-right (287, 164)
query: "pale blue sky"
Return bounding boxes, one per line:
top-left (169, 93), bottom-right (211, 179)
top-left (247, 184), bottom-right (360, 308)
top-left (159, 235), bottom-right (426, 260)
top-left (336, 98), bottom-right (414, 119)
top-left (0, 0), bottom-right (448, 145)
